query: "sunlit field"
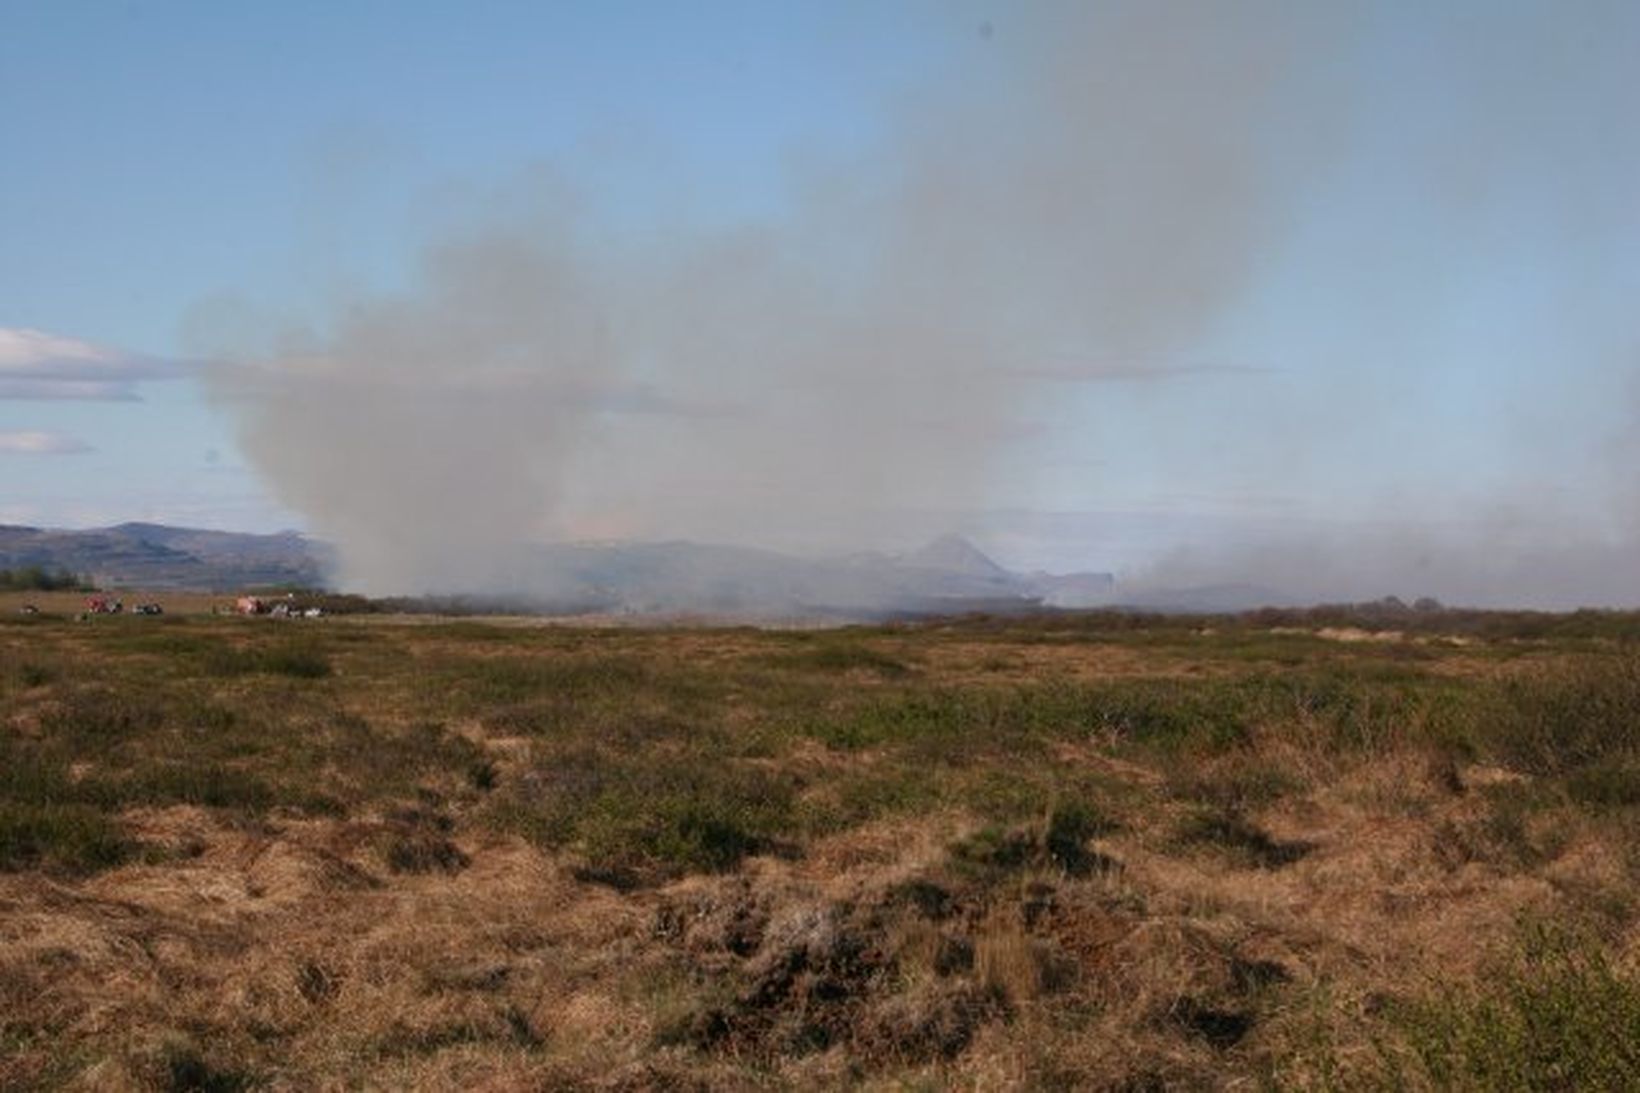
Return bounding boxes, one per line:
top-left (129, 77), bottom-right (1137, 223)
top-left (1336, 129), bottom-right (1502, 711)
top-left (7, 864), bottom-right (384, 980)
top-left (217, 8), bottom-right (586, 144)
top-left (5, 604), bottom-right (1640, 1089)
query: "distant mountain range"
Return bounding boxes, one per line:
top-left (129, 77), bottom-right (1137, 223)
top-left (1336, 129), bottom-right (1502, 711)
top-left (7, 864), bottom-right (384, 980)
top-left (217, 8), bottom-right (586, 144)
top-left (0, 522), bottom-right (1126, 616)
top-left (507, 534), bottom-right (1117, 618)
top-left (0, 522), bottom-right (327, 592)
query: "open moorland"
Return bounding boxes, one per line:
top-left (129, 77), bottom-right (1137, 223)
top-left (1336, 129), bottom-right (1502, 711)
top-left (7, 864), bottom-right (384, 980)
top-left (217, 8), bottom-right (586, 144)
top-left (4, 604), bottom-right (1640, 1089)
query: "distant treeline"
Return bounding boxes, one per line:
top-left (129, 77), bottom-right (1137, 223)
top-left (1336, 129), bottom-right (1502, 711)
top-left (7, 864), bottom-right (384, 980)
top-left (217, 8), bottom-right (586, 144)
top-left (1239, 602), bottom-right (1640, 642)
top-left (941, 601), bottom-right (1640, 643)
top-left (0, 566), bottom-right (93, 592)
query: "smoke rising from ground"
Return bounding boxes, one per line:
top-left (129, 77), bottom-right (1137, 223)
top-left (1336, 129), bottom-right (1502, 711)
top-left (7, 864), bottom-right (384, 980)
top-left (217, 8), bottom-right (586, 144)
top-left (203, 2), bottom-right (1640, 607)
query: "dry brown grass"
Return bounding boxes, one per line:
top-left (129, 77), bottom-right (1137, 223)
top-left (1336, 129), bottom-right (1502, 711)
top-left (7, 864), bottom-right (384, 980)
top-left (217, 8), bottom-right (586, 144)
top-left (4, 609), bottom-right (1640, 1087)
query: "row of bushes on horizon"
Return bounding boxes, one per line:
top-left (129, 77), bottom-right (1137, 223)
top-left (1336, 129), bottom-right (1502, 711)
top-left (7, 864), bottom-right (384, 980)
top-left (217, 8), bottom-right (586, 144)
top-left (0, 566), bottom-right (93, 592)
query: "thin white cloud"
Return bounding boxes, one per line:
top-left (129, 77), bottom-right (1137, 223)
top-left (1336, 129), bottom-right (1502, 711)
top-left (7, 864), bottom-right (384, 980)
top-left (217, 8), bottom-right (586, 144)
top-left (0, 429), bottom-right (93, 455)
top-left (0, 327), bottom-right (186, 400)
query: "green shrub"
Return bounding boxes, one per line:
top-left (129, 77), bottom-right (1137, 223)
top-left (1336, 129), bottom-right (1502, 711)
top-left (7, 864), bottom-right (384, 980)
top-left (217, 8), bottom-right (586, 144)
top-left (0, 750), bottom-right (75, 805)
top-left (467, 758), bottom-right (499, 791)
top-left (18, 662), bottom-right (53, 688)
top-left (40, 688), bottom-right (167, 741)
top-left (1044, 800), bottom-right (1116, 874)
top-left (1488, 657), bottom-right (1640, 777)
top-left (949, 800), bottom-right (1116, 878)
top-left (122, 764), bottom-right (277, 811)
top-left (160, 1040), bottom-right (253, 1093)
top-left (384, 830), bottom-right (469, 874)
top-left (0, 802), bottom-right (129, 873)
top-left (1174, 807), bottom-right (1311, 869)
top-left (203, 642), bottom-right (332, 679)
top-left (1387, 921), bottom-right (1640, 1088)
top-left (1168, 757), bottom-right (1303, 813)
top-left (494, 748), bottom-right (794, 877)
top-left (950, 824), bottom-right (1034, 873)
top-left (795, 768), bottom-right (945, 835)
top-left (253, 644), bottom-right (332, 679)
top-left (1567, 760), bottom-right (1640, 811)
top-left (774, 642), bottom-right (912, 677)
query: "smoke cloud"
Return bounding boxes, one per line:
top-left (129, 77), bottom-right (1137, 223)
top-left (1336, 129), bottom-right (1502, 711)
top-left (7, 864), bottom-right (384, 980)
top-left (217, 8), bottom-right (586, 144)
top-left (201, 2), bottom-right (1640, 607)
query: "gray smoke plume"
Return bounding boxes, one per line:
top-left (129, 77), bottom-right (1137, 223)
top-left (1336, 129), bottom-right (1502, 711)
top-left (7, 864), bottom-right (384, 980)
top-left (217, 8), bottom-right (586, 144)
top-left (200, 2), bottom-right (1640, 607)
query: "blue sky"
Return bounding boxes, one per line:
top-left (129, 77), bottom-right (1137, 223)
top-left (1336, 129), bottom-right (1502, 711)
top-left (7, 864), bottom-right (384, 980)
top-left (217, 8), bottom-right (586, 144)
top-left (3, 1), bottom-right (925, 345)
top-left (3, 2), bottom-right (1638, 602)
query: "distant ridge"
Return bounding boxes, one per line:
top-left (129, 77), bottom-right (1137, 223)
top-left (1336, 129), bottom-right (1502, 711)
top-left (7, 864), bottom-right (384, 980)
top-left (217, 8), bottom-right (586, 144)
top-left (0, 523), bottom-right (324, 591)
top-left (0, 523), bottom-right (1128, 616)
top-left (902, 534), bottom-right (1012, 579)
